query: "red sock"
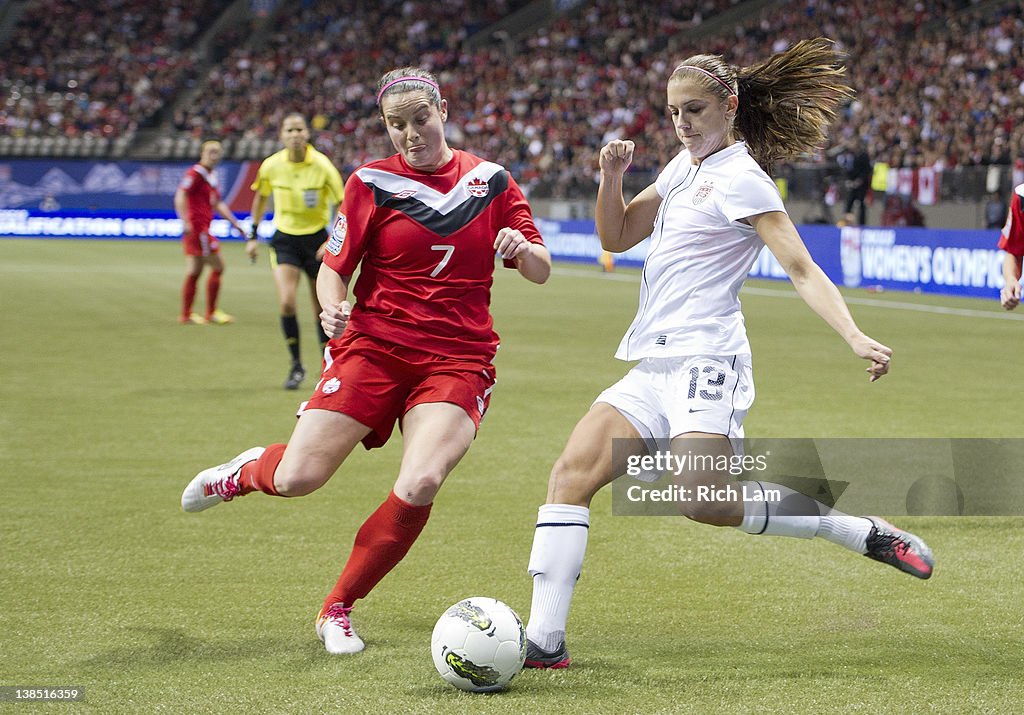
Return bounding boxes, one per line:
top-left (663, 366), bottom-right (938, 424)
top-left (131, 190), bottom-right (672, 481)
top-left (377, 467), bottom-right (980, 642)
top-left (205, 271), bottom-right (222, 317)
top-left (181, 274), bottom-right (199, 318)
top-left (323, 491), bottom-right (432, 610)
top-left (237, 443), bottom-right (286, 496)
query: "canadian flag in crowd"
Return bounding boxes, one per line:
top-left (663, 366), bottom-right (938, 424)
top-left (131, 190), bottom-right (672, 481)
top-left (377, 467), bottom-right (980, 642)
top-left (917, 167), bottom-right (938, 205)
top-left (887, 167), bottom-right (940, 205)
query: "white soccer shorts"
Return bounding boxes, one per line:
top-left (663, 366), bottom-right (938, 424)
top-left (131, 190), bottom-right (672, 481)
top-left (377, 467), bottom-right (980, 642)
top-left (595, 354), bottom-right (754, 445)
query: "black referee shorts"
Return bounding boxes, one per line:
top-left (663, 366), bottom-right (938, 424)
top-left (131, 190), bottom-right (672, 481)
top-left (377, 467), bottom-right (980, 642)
top-left (270, 228), bottom-right (327, 279)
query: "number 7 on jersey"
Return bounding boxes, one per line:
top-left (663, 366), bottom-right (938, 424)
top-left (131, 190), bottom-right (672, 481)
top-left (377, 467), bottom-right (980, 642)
top-left (430, 244), bottom-right (455, 277)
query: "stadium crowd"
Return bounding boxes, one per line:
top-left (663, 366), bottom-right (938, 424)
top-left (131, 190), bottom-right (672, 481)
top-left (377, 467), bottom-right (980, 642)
top-left (169, 0), bottom-right (751, 191)
top-left (1, 0), bottom-right (1022, 198)
top-left (720, 0), bottom-right (1024, 177)
top-left (0, 0), bottom-right (233, 139)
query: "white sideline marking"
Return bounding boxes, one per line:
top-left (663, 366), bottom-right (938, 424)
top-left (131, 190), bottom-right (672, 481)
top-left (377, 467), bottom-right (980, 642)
top-left (5, 257), bottom-right (1020, 321)
top-left (550, 266), bottom-right (1024, 322)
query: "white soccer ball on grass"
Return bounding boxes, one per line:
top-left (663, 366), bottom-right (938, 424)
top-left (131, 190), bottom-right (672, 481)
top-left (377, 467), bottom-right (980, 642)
top-left (430, 596), bottom-right (526, 692)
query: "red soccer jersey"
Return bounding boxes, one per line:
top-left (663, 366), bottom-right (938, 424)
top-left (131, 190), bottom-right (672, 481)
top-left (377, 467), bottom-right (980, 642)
top-left (999, 183), bottom-right (1024, 256)
top-left (322, 150), bottom-right (543, 361)
top-left (178, 164), bottom-right (221, 232)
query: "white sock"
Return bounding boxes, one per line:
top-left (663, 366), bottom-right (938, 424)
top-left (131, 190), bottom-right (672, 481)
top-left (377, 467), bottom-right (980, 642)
top-left (525, 503), bottom-right (589, 653)
top-left (817, 513), bottom-right (873, 553)
top-left (736, 481), bottom-right (820, 539)
top-left (737, 481), bottom-right (874, 551)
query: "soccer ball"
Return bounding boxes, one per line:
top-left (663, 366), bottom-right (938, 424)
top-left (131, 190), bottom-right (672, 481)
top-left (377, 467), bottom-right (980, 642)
top-left (431, 597), bottom-right (527, 692)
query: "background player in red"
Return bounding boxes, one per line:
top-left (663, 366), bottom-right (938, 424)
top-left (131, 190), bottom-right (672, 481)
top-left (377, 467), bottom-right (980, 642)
top-left (174, 140), bottom-right (247, 324)
top-left (998, 181), bottom-right (1024, 310)
top-left (181, 67), bottom-right (552, 654)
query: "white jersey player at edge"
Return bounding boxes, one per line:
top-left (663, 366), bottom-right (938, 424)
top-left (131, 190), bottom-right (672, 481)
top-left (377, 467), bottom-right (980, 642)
top-left (523, 38), bottom-right (935, 670)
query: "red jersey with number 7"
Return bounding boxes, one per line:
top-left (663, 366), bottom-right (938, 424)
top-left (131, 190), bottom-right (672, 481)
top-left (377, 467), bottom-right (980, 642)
top-left (322, 149), bottom-right (543, 361)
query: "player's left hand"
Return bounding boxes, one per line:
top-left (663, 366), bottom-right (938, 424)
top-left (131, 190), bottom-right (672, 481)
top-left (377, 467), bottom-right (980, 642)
top-left (494, 228), bottom-right (531, 260)
top-left (850, 334), bottom-right (892, 382)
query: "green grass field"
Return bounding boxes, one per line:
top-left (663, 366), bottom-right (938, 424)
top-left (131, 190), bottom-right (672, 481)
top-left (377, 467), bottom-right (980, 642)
top-left (2, 238), bottom-right (1022, 714)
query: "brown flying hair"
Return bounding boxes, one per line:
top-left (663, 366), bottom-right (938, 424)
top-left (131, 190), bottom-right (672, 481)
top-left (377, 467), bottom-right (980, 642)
top-left (672, 37), bottom-right (854, 173)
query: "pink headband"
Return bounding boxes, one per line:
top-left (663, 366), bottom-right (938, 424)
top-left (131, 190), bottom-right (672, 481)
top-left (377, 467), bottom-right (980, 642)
top-left (674, 65), bottom-right (736, 96)
top-left (376, 76), bottom-right (440, 105)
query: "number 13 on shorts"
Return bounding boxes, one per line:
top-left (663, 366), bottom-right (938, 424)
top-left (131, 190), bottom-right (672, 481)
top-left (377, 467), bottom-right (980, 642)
top-left (675, 355), bottom-right (754, 437)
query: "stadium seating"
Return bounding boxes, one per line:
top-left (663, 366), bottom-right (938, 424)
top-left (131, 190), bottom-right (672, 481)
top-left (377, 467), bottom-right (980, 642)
top-left (0, 0), bottom-right (234, 144)
top-left (0, 0), bottom-right (1021, 203)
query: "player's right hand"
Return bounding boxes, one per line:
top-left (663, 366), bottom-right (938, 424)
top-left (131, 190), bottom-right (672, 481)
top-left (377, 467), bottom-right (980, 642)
top-left (850, 334), bottom-right (892, 382)
top-left (599, 140), bottom-right (635, 176)
top-left (1000, 281), bottom-right (1021, 310)
top-left (320, 300), bottom-right (352, 339)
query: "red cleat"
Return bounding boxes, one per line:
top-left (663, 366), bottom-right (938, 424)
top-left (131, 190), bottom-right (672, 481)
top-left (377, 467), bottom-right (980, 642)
top-left (864, 517), bottom-right (934, 579)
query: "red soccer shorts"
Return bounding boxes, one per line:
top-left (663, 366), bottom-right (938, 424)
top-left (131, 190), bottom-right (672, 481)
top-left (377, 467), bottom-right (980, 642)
top-left (182, 228), bottom-right (219, 257)
top-left (302, 331), bottom-right (497, 449)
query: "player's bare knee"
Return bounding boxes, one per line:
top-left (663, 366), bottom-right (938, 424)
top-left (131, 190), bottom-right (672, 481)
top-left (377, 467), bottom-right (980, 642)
top-left (547, 457), bottom-right (596, 506)
top-left (273, 466), bottom-right (326, 497)
top-left (397, 472), bottom-right (444, 504)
